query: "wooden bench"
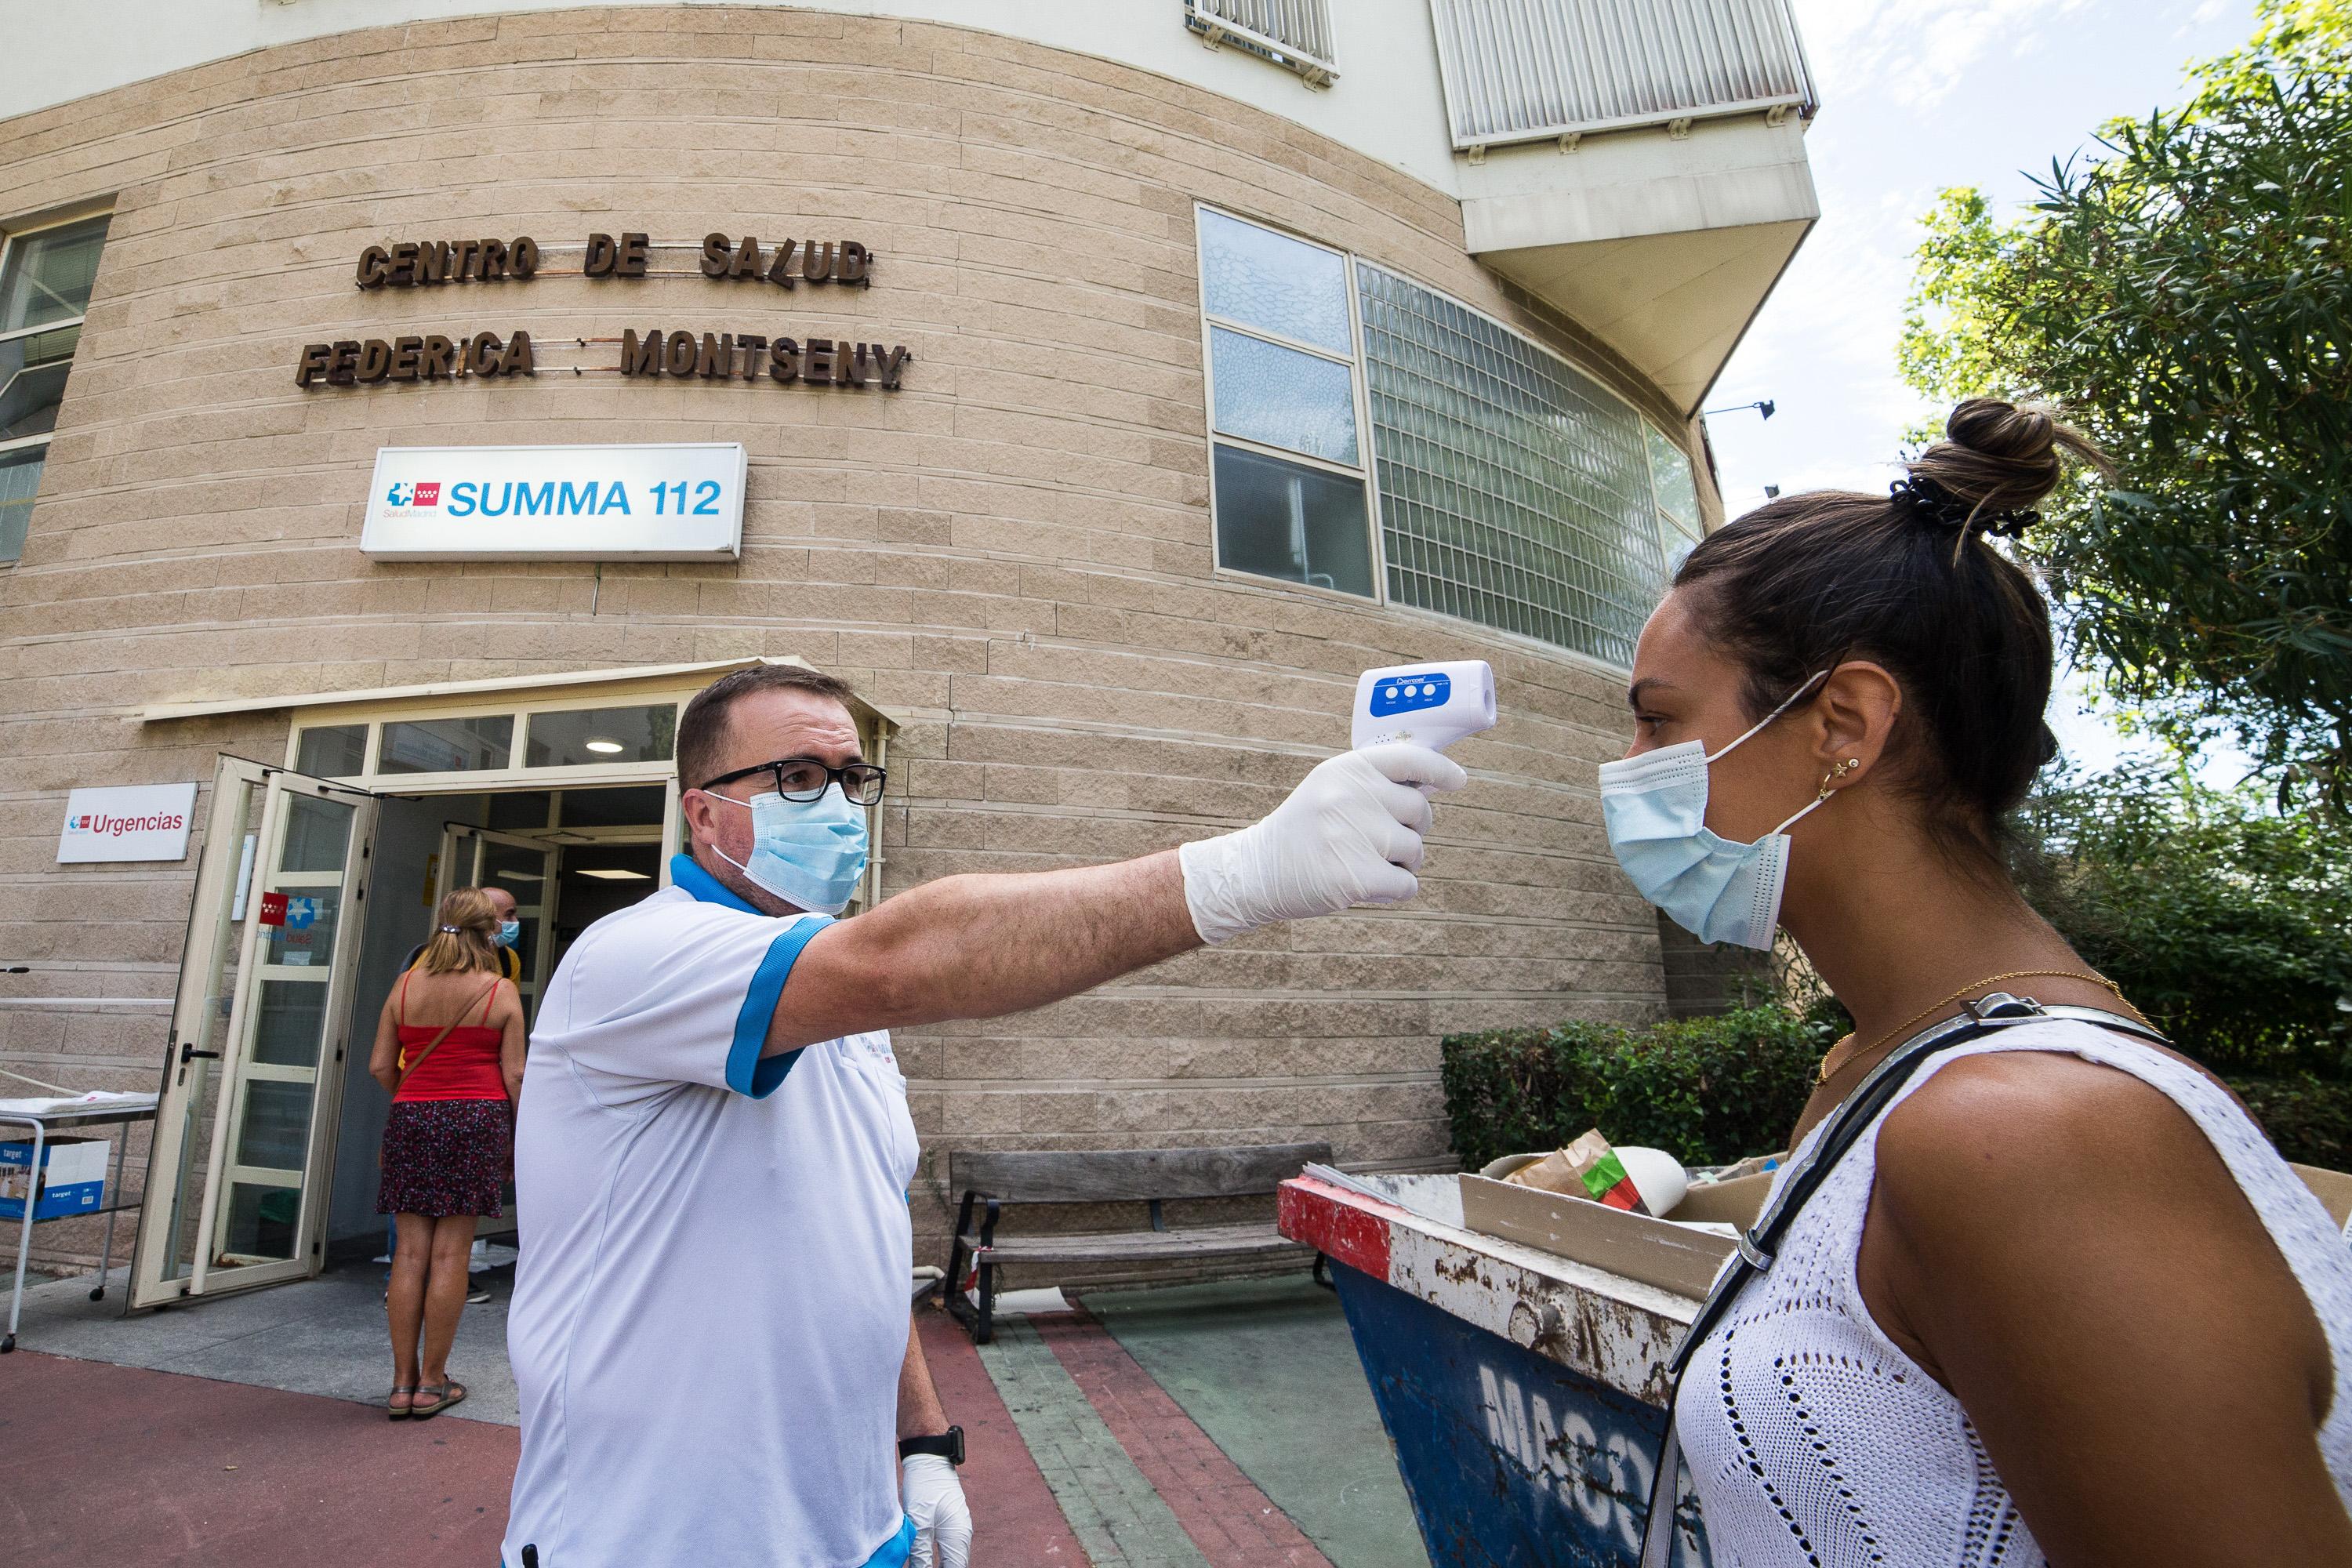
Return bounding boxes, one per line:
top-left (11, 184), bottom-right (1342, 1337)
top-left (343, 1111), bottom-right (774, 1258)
top-left (942, 1142), bottom-right (1333, 1343)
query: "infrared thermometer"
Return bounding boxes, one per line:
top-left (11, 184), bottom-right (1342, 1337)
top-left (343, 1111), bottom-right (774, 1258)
top-left (1352, 660), bottom-right (1497, 754)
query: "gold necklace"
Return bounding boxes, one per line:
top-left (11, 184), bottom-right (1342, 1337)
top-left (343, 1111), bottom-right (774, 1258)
top-left (1814, 968), bottom-right (2145, 1086)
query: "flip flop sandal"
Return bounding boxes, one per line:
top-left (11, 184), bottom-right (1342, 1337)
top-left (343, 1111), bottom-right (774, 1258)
top-left (411, 1381), bottom-right (467, 1420)
top-left (387, 1385), bottom-right (418, 1421)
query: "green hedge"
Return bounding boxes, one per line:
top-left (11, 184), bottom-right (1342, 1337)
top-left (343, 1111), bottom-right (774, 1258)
top-left (1440, 1008), bottom-right (2352, 1173)
top-left (2231, 1076), bottom-right (2352, 1171)
top-left (1439, 1007), bottom-right (1831, 1173)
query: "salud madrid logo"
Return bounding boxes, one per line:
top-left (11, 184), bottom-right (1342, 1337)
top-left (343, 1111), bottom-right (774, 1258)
top-left (385, 481), bottom-right (443, 508)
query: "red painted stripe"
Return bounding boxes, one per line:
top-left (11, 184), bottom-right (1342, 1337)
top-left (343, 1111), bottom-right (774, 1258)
top-left (1276, 1177), bottom-right (1393, 1283)
top-left (916, 1308), bottom-right (1094, 1566)
top-left (1034, 1309), bottom-right (1336, 1568)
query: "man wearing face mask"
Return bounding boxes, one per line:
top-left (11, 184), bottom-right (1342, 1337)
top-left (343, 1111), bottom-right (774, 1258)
top-left (502, 662), bottom-right (1463, 1568)
top-left (403, 884), bottom-right (524, 982)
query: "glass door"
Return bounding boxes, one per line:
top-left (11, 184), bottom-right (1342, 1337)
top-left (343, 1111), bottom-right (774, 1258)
top-left (130, 762), bottom-right (377, 1307)
top-left (438, 825), bottom-right (559, 1025)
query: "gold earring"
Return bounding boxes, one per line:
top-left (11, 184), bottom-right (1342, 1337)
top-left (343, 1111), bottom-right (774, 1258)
top-left (1817, 758), bottom-right (1860, 798)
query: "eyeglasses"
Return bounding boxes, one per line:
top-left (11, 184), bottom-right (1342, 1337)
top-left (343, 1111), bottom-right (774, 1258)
top-left (696, 757), bottom-right (887, 807)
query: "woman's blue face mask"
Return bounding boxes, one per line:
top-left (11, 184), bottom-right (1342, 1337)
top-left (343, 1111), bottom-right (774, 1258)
top-left (1595, 672), bottom-right (1834, 950)
top-left (706, 782), bottom-right (869, 916)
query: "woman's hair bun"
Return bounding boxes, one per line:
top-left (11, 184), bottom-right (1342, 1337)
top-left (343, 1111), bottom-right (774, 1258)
top-left (1905, 397), bottom-right (2111, 518)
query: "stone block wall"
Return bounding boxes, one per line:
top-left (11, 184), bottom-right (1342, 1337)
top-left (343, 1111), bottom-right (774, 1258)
top-left (0, 8), bottom-right (1712, 1276)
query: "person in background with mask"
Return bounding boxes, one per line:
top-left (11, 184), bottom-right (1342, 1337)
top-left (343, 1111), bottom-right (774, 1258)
top-left (502, 662), bottom-right (1463, 1568)
top-left (404, 883), bottom-right (523, 982)
top-left (1603, 400), bottom-right (2352, 1566)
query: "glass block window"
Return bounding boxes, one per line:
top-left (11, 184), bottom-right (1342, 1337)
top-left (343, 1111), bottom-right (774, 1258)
top-left (1196, 210), bottom-right (1375, 598)
top-left (0, 212), bottom-right (110, 565)
top-left (1357, 265), bottom-right (1667, 667)
top-left (1646, 419), bottom-right (1704, 576)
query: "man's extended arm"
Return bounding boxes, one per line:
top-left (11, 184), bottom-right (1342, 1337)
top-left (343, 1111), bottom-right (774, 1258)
top-left (766, 744), bottom-right (1461, 1054)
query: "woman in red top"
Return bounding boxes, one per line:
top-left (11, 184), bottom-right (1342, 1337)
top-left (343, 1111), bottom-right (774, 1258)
top-left (368, 887), bottom-right (525, 1420)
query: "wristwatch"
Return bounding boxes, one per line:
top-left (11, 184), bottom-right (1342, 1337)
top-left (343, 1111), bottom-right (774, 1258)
top-left (898, 1425), bottom-right (964, 1466)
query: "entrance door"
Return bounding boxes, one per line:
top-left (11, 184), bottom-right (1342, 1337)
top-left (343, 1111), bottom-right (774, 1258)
top-left (437, 824), bottom-right (559, 1023)
top-left (131, 760), bottom-right (378, 1308)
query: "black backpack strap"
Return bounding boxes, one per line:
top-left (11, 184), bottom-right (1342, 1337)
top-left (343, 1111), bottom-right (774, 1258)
top-left (1635, 996), bottom-right (2166, 1566)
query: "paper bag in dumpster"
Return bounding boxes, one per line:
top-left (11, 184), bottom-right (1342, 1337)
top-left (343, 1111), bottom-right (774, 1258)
top-left (1502, 1129), bottom-right (1650, 1213)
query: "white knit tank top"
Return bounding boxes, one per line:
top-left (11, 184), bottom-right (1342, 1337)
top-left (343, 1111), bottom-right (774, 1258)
top-left (1673, 1018), bottom-right (2352, 1566)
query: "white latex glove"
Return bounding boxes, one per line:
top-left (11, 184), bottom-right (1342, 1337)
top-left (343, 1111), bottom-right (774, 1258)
top-left (1177, 742), bottom-right (1466, 944)
top-left (902, 1453), bottom-right (971, 1568)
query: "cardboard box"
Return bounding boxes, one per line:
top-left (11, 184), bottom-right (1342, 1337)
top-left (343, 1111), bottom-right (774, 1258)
top-left (1458, 1174), bottom-right (1736, 1299)
top-left (0, 1136), bottom-right (109, 1221)
top-left (2293, 1163), bottom-right (2352, 1231)
top-left (1668, 1171), bottom-right (1772, 1229)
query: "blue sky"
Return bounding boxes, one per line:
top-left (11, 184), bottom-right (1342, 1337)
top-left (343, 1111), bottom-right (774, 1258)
top-left (1706, 0), bottom-right (2259, 779)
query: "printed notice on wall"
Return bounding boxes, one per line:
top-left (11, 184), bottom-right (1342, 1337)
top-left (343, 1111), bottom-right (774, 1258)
top-left (360, 442), bottom-right (746, 561)
top-left (58, 782), bottom-right (199, 864)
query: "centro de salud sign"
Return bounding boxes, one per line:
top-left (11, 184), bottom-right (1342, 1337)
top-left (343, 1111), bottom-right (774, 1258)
top-left (359, 443), bottom-right (747, 561)
top-left (293, 230), bottom-right (910, 394)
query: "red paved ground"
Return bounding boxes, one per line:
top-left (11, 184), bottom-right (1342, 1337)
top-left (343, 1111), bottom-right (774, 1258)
top-left (1035, 1309), bottom-right (1334, 1568)
top-left (6, 1316), bottom-right (1305, 1568)
top-left (7, 1326), bottom-right (1094, 1567)
top-left (916, 1305), bottom-right (1094, 1565)
top-left (0, 1352), bottom-right (516, 1566)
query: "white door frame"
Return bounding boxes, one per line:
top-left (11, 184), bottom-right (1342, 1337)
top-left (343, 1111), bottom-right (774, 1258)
top-left (130, 760), bottom-right (378, 1307)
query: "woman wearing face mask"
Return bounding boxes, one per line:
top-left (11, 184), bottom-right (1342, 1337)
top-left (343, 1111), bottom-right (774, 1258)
top-left (368, 886), bottom-right (527, 1421)
top-left (1604, 399), bottom-right (2352, 1565)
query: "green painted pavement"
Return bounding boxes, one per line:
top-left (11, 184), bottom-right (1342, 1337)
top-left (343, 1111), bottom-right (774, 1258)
top-left (975, 1315), bottom-right (1212, 1568)
top-left (1082, 1276), bottom-right (1432, 1568)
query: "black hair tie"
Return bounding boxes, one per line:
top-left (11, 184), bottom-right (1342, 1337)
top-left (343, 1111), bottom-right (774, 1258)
top-left (1889, 474), bottom-right (2039, 539)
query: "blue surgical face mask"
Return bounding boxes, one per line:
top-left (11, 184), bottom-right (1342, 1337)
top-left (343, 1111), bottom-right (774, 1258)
top-left (706, 782), bottom-right (869, 916)
top-left (496, 920), bottom-right (521, 948)
top-left (1595, 671), bottom-right (1834, 950)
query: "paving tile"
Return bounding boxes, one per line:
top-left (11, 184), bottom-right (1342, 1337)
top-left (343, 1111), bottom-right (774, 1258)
top-left (1035, 1307), bottom-right (1334, 1568)
top-left (977, 1313), bottom-right (1211, 1568)
top-left (1084, 1277), bottom-right (1430, 1568)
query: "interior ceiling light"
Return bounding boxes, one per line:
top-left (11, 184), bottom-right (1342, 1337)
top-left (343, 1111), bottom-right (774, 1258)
top-left (576, 867), bottom-right (652, 880)
top-left (494, 869), bottom-right (546, 881)
top-left (583, 736), bottom-right (626, 754)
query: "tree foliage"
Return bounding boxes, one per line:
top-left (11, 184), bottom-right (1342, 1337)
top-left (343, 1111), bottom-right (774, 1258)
top-left (1901, 2), bottom-right (2352, 807)
top-left (2015, 760), bottom-right (2352, 1078)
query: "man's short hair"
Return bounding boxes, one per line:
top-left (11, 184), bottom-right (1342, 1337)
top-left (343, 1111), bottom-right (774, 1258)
top-left (677, 664), bottom-right (859, 790)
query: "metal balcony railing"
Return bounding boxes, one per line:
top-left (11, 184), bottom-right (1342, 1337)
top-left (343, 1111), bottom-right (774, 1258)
top-left (1428, 0), bottom-right (1817, 152)
top-left (1186, 0), bottom-right (1340, 85)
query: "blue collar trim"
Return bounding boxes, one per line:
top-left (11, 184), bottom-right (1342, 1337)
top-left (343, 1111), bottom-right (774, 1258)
top-left (669, 853), bottom-right (761, 915)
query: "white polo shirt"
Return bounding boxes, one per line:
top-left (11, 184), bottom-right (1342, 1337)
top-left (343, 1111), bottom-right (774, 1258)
top-left (503, 855), bottom-right (921, 1568)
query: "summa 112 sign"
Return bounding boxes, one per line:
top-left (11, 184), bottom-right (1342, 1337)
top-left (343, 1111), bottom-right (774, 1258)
top-left (360, 442), bottom-right (747, 561)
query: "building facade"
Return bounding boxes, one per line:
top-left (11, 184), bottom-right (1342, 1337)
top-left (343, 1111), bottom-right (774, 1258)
top-left (0, 0), bottom-right (1814, 1294)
